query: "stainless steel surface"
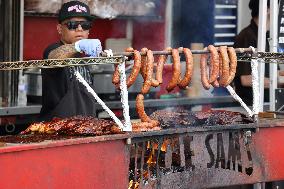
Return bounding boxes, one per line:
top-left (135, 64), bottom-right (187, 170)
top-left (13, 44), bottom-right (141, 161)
top-left (0, 96), bottom-right (236, 116)
top-left (269, 0), bottom-right (278, 111)
top-left (0, 0), bottom-right (22, 106)
top-left (258, 0), bottom-right (268, 113)
top-left (25, 69), bottom-right (42, 96)
top-left (0, 105), bottom-right (41, 116)
top-left (276, 88), bottom-right (284, 111)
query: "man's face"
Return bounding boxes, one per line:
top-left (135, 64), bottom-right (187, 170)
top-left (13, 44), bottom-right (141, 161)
top-left (57, 17), bottom-right (91, 44)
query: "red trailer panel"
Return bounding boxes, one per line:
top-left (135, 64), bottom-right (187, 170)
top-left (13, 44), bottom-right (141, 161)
top-left (0, 136), bottom-right (129, 189)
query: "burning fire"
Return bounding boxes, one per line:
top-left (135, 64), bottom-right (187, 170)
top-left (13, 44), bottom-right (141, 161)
top-left (128, 180), bottom-right (139, 189)
top-left (129, 140), bottom-right (172, 189)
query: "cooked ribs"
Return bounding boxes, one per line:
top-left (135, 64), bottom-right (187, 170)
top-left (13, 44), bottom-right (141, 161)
top-left (150, 109), bottom-right (253, 128)
top-left (21, 116), bottom-right (122, 136)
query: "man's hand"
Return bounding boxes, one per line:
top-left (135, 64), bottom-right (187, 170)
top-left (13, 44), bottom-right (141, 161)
top-left (75, 39), bottom-right (102, 57)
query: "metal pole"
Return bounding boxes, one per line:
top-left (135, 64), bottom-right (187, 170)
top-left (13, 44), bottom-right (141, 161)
top-left (255, 2), bottom-right (267, 188)
top-left (126, 19), bottom-right (133, 41)
top-left (257, 0), bottom-right (267, 112)
top-left (269, 0), bottom-right (278, 111)
top-left (165, 0), bottom-right (173, 47)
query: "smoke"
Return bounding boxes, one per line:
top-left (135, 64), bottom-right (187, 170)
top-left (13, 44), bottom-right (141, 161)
top-left (89, 0), bottom-right (156, 19)
top-left (24, 0), bottom-right (156, 18)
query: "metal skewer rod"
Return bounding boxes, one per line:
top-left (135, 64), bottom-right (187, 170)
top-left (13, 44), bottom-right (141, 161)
top-left (106, 47), bottom-right (253, 56)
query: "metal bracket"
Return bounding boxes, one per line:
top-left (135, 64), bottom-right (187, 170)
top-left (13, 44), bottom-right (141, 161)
top-left (244, 130), bottom-right (252, 145)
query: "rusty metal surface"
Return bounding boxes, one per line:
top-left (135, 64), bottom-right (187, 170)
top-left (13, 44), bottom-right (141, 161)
top-left (128, 120), bottom-right (284, 189)
top-left (129, 129), bottom-right (260, 189)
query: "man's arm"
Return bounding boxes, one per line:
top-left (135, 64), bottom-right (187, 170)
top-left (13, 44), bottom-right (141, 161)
top-left (240, 75), bottom-right (270, 88)
top-left (279, 70), bottom-right (284, 76)
top-left (48, 44), bottom-right (78, 59)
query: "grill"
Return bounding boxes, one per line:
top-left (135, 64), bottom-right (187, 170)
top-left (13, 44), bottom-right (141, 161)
top-left (0, 119), bottom-right (283, 189)
top-left (0, 49), bottom-right (284, 188)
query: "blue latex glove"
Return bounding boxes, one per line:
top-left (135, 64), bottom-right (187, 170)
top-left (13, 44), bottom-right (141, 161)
top-left (74, 39), bottom-right (102, 57)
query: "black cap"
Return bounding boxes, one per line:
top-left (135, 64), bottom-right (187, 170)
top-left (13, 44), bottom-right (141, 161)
top-left (249, 0), bottom-right (270, 18)
top-left (58, 1), bottom-right (94, 23)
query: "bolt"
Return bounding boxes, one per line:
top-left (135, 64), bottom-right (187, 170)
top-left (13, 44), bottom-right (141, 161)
top-left (126, 138), bottom-right (132, 145)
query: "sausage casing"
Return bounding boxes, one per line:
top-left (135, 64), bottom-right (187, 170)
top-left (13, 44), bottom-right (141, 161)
top-left (166, 49), bottom-right (181, 92)
top-left (156, 47), bottom-right (171, 84)
top-left (178, 48), bottom-right (193, 89)
top-left (219, 46), bottom-right (230, 87)
top-left (208, 45), bottom-right (219, 84)
top-left (136, 94), bottom-right (151, 122)
top-left (126, 50), bottom-right (142, 87)
top-left (141, 50), bottom-right (154, 94)
top-left (112, 47), bottom-right (134, 85)
top-left (140, 48), bottom-right (148, 80)
top-left (226, 47), bottom-right (237, 85)
top-left (200, 47), bottom-right (211, 90)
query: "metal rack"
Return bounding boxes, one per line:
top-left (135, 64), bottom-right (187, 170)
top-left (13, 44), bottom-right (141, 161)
top-left (0, 56), bottom-right (125, 71)
top-left (1, 48), bottom-right (284, 71)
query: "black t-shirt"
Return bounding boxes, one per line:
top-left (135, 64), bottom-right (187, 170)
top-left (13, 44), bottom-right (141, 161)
top-left (233, 19), bottom-right (270, 106)
top-left (40, 42), bottom-right (93, 116)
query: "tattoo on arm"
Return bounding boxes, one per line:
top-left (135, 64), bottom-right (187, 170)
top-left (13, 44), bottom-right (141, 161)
top-left (48, 44), bottom-right (78, 59)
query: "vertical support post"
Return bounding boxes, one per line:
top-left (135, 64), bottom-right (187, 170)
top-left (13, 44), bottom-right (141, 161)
top-left (126, 19), bottom-right (133, 41)
top-left (118, 58), bottom-right (132, 131)
top-left (269, 0), bottom-right (278, 111)
top-left (165, 0), bottom-right (173, 47)
top-left (255, 1), bottom-right (267, 187)
top-left (257, 0), bottom-right (267, 112)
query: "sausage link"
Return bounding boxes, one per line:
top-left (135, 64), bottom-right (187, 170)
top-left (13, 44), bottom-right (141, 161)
top-left (200, 47), bottom-right (211, 90)
top-left (166, 49), bottom-right (181, 92)
top-left (226, 47), bottom-right (237, 85)
top-left (112, 47), bottom-right (134, 85)
top-left (140, 48), bottom-right (148, 80)
top-left (151, 79), bottom-right (160, 87)
top-left (212, 79), bottom-right (220, 87)
top-left (151, 55), bottom-right (160, 87)
top-left (156, 47), bottom-right (172, 84)
top-left (112, 65), bottom-right (120, 85)
top-left (219, 46), bottom-right (230, 87)
top-left (141, 50), bottom-right (154, 94)
top-left (208, 45), bottom-right (219, 84)
top-left (178, 48), bottom-right (193, 89)
top-left (132, 122), bottom-right (161, 132)
top-left (136, 94), bottom-right (151, 122)
top-left (126, 50), bottom-right (142, 87)
top-left (218, 48), bottom-right (223, 81)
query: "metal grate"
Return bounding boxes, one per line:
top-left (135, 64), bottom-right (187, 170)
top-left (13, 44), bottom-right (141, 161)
top-left (128, 124), bottom-right (258, 189)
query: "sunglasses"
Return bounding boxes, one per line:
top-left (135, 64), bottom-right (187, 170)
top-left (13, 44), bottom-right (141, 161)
top-left (63, 21), bottom-right (92, 31)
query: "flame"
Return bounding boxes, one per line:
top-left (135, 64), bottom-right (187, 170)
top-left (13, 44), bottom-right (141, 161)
top-left (161, 139), bottom-right (171, 152)
top-left (128, 180), bottom-right (139, 189)
top-left (147, 148), bottom-right (156, 165)
top-left (129, 140), bottom-right (173, 189)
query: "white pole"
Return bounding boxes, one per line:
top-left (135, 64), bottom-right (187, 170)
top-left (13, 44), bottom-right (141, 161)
top-left (269, 0), bottom-right (278, 111)
top-left (257, 0), bottom-right (268, 112)
top-left (165, 0), bottom-right (173, 47)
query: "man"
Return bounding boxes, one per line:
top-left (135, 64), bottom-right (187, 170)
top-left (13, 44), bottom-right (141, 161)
top-left (40, 1), bottom-right (102, 120)
top-left (233, 0), bottom-right (271, 106)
